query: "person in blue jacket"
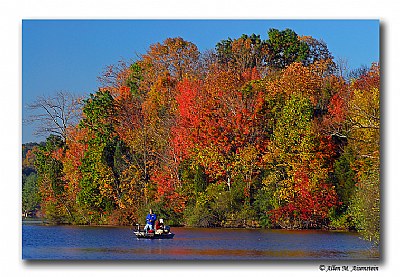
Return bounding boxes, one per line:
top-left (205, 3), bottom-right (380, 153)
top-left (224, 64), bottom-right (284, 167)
top-left (144, 209), bottom-right (157, 233)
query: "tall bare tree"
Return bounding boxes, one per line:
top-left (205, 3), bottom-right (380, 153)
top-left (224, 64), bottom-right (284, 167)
top-left (25, 91), bottom-right (83, 141)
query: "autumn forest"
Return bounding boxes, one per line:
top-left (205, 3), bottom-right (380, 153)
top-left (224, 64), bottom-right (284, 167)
top-left (22, 28), bottom-right (380, 245)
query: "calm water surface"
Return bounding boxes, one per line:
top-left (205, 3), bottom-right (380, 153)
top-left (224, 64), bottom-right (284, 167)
top-left (22, 223), bottom-right (378, 260)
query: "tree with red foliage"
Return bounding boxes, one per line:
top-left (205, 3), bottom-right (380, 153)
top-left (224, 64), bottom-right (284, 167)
top-left (269, 168), bottom-right (338, 229)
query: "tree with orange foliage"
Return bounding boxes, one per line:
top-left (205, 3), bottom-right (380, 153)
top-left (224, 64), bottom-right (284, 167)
top-left (345, 63), bottom-right (380, 244)
top-left (34, 135), bottom-right (72, 223)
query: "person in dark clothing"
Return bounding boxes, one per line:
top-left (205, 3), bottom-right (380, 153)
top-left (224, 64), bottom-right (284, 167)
top-left (144, 209), bottom-right (157, 233)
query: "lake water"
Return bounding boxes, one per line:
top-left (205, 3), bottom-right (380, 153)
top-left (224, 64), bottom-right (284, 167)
top-left (22, 222), bottom-right (378, 260)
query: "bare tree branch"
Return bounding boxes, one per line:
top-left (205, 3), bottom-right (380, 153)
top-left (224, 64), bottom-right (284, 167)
top-left (24, 91), bottom-right (83, 141)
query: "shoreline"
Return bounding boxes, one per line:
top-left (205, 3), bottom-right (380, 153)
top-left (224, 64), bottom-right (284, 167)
top-left (22, 217), bottom-right (355, 232)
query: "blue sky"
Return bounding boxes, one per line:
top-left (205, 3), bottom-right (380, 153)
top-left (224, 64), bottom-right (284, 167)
top-left (22, 19), bottom-right (380, 143)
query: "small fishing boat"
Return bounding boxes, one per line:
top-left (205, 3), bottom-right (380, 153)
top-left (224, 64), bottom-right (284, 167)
top-left (133, 221), bottom-right (175, 239)
top-left (134, 230), bottom-right (175, 239)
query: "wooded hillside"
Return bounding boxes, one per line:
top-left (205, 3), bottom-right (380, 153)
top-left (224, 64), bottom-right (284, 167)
top-left (23, 28), bottom-right (380, 245)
